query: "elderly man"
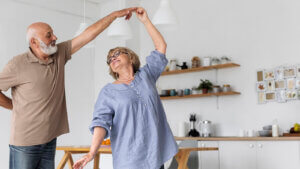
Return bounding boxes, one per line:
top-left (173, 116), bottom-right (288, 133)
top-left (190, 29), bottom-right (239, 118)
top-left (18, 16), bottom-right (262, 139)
top-left (0, 7), bottom-right (136, 169)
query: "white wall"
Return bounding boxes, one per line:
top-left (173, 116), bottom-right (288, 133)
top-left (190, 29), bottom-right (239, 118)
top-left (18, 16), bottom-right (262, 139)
top-left (139, 0), bottom-right (300, 137)
top-left (2, 0), bottom-right (300, 168)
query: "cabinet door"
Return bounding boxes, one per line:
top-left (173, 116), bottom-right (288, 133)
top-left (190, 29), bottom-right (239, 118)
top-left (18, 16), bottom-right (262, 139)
top-left (99, 154), bottom-right (113, 169)
top-left (257, 141), bottom-right (300, 169)
top-left (219, 141), bottom-right (256, 169)
top-left (198, 141), bottom-right (220, 169)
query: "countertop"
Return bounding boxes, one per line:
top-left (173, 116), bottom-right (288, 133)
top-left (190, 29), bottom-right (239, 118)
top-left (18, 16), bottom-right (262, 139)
top-left (175, 136), bottom-right (300, 141)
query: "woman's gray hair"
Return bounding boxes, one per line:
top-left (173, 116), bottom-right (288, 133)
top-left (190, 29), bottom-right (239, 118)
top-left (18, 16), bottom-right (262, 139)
top-left (107, 47), bottom-right (141, 80)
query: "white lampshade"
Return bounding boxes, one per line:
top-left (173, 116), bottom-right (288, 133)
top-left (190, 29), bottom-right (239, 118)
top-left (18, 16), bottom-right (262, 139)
top-left (74, 0), bottom-right (94, 48)
top-left (152, 0), bottom-right (178, 29)
top-left (74, 23), bottom-right (94, 48)
top-left (107, 18), bottom-right (133, 40)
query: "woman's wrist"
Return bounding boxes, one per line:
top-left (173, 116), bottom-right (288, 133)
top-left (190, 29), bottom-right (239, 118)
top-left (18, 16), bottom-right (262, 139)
top-left (142, 18), bottom-right (151, 26)
top-left (87, 151), bottom-right (96, 160)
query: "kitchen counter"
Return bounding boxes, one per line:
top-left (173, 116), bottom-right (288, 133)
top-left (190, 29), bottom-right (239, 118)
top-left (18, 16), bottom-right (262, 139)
top-left (175, 136), bottom-right (300, 141)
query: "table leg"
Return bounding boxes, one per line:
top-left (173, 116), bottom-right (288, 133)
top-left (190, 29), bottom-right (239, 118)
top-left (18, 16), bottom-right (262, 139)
top-left (93, 153), bottom-right (100, 169)
top-left (57, 152), bottom-right (70, 169)
top-left (67, 152), bottom-right (74, 169)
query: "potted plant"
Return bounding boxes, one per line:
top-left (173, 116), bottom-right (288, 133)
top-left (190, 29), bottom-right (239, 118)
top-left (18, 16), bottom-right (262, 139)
top-left (198, 79), bottom-right (213, 94)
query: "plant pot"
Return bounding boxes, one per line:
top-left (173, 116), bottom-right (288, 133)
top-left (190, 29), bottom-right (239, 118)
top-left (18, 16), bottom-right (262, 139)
top-left (202, 88), bottom-right (209, 94)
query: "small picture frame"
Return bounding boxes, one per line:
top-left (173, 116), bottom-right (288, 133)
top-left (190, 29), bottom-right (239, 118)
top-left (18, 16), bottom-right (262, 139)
top-left (296, 78), bottom-right (300, 89)
top-left (257, 70), bottom-right (264, 82)
top-left (286, 78), bottom-right (296, 90)
top-left (276, 90), bottom-right (286, 103)
top-left (284, 67), bottom-right (296, 78)
top-left (298, 90), bottom-right (300, 100)
top-left (265, 92), bottom-right (276, 102)
top-left (285, 90), bottom-right (298, 100)
top-left (266, 80), bottom-right (275, 91)
top-left (256, 82), bottom-right (266, 92)
top-left (275, 67), bottom-right (285, 79)
top-left (297, 65), bottom-right (300, 77)
top-left (264, 70), bottom-right (275, 80)
top-left (275, 80), bottom-right (286, 90)
top-left (258, 92), bottom-right (266, 104)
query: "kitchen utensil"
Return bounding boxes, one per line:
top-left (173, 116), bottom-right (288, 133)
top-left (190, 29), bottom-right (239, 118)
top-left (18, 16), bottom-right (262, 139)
top-left (258, 130), bottom-right (272, 137)
top-left (247, 129), bottom-right (256, 137)
top-left (200, 120), bottom-right (212, 137)
top-left (203, 57), bottom-right (211, 66)
top-left (161, 90), bottom-right (170, 96)
top-left (272, 124), bottom-right (279, 137)
top-left (170, 89), bottom-right (177, 96)
top-left (184, 89), bottom-right (191, 95)
top-left (169, 59), bottom-right (177, 71)
top-left (177, 89), bottom-right (183, 96)
top-left (222, 84), bottom-right (231, 92)
top-left (211, 58), bottom-right (221, 65)
top-left (192, 56), bottom-right (201, 68)
top-left (262, 125), bottom-right (272, 130)
top-left (221, 56), bottom-right (231, 64)
top-left (188, 114), bottom-right (200, 137)
top-left (178, 122), bottom-right (188, 137)
top-left (212, 86), bottom-right (221, 93)
top-left (177, 62), bottom-right (188, 70)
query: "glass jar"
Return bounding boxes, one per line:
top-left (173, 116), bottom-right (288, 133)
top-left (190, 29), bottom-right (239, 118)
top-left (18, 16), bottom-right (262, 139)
top-left (222, 84), bottom-right (231, 92)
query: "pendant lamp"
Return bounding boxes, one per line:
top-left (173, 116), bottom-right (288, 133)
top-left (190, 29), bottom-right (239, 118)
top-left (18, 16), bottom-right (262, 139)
top-left (152, 0), bottom-right (178, 29)
top-left (107, 0), bottom-right (132, 40)
top-left (75, 0), bottom-right (94, 48)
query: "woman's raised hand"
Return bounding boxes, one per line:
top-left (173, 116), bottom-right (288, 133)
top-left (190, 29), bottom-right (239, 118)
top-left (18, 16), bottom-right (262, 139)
top-left (135, 7), bottom-right (150, 24)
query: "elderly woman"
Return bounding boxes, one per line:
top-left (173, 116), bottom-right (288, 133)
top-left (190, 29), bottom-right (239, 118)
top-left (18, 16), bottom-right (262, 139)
top-left (73, 7), bottom-right (178, 169)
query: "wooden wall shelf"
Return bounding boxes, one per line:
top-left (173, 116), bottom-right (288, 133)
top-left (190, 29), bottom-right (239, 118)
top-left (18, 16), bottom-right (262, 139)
top-left (160, 91), bottom-right (241, 100)
top-left (161, 63), bottom-right (240, 76)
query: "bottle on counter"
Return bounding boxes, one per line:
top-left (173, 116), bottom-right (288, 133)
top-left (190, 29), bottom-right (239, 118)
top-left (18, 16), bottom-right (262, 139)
top-left (272, 124), bottom-right (279, 137)
top-left (272, 119), bottom-right (279, 137)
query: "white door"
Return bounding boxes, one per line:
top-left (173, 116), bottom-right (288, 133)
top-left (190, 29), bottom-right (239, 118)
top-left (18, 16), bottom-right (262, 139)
top-left (257, 141), bottom-right (300, 169)
top-left (198, 141), bottom-right (219, 169)
top-left (219, 141), bottom-right (256, 169)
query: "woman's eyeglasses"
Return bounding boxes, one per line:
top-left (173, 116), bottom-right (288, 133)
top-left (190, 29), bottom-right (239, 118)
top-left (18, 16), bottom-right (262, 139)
top-left (107, 51), bottom-right (128, 64)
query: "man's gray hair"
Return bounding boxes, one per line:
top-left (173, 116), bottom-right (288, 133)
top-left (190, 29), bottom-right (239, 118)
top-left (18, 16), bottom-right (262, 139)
top-left (26, 28), bottom-right (36, 45)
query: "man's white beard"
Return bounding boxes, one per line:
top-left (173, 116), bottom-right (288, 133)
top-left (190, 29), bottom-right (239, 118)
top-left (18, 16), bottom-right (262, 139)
top-left (38, 39), bottom-right (57, 55)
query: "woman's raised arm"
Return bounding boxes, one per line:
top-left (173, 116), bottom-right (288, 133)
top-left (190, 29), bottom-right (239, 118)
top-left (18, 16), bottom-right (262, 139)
top-left (135, 7), bottom-right (167, 54)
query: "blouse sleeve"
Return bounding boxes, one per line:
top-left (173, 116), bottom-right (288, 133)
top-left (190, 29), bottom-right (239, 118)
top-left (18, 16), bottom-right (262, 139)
top-left (89, 88), bottom-right (114, 139)
top-left (143, 50), bottom-right (168, 82)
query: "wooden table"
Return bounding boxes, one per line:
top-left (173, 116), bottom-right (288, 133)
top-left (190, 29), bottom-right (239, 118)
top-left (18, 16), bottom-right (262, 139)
top-left (175, 147), bottom-right (218, 169)
top-left (56, 146), bottom-right (112, 169)
top-left (56, 146), bottom-right (218, 169)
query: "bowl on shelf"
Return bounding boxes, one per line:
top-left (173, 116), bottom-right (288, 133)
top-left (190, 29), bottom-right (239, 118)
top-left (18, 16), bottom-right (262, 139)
top-left (258, 130), bottom-right (272, 137)
top-left (262, 125), bottom-right (272, 130)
